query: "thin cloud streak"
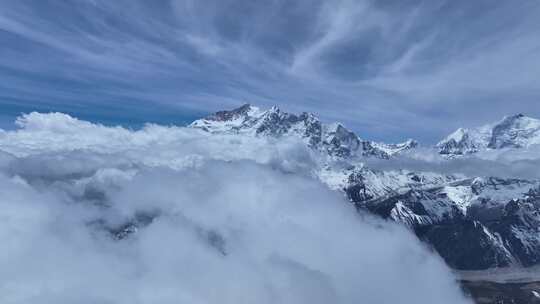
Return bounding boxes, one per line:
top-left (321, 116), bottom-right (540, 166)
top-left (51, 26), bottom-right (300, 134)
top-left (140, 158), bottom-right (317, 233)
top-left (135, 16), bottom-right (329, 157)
top-left (0, 0), bottom-right (539, 143)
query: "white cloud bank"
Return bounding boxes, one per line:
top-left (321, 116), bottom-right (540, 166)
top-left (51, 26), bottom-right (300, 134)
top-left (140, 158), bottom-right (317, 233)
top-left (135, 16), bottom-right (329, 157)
top-left (0, 113), bottom-right (471, 304)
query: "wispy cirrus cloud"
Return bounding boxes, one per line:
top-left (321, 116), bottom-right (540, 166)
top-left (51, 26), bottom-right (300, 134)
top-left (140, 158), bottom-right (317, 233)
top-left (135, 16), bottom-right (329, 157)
top-left (1, 0), bottom-right (539, 142)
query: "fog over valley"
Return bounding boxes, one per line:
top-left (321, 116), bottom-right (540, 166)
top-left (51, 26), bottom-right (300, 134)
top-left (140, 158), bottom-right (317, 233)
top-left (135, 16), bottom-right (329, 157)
top-left (0, 112), bottom-right (471, 303)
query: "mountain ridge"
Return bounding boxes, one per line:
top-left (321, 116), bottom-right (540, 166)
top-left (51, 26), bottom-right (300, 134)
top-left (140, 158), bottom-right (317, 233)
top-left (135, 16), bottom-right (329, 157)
top-left (191, 104), bottom-right (540, 272)
top-left (437, 114), bottom-right (540, 155)
top-left (190, 104), bottom-right (418, 159)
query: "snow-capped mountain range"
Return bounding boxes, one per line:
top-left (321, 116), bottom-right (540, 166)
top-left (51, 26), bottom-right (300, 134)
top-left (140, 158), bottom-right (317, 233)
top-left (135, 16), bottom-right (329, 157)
top-left (192, 105), bottom-right (540, 270)
top-left (437, 114), bottom-right (540, 155)
top-left (190, 104), bottom-right (418, 159)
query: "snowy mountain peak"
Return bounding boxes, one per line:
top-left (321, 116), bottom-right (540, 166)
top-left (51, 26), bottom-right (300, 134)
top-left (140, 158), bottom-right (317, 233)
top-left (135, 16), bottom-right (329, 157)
top-left (322, 123), bottom-right (361, 157)
top-left (489, 114), bottom-right (540, 149)
top-left (446, 128), bottom-right (468, 142)
top-left (190, 104), bottom-right (417, 159)
top-left (437, 126), bottom-right (491, 155)
top-left (437, 114), bottom-right (540, 155)
top-left (205, 103), bottom-right (255, 121)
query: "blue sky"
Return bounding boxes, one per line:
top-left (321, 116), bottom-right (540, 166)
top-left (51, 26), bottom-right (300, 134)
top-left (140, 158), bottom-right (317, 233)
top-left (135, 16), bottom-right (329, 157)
top-left (1, 0), bottom-right (540, 143)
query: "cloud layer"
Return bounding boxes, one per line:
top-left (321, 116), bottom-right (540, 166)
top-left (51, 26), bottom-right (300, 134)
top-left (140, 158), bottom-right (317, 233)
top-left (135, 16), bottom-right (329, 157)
top-left (0, 113), bottom-right (471, 303)
top-left (366, 146), bottom-right (540, 181)
top-left (1, 0), bottom-right (540, 142)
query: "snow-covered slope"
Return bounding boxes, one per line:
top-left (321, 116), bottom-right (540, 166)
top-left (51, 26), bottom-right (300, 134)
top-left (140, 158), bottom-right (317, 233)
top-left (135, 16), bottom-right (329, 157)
top-left (371, 139), bottom-right (418, 157)
top-left (437, 114), bottom-right (540, 155)
top-left (437, 126), bottom-right (492, 155)
top-left (490, 114), bottom-right (540, 148)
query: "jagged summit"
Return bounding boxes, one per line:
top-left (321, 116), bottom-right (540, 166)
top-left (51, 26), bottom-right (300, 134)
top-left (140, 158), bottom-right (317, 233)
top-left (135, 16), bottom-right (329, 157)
top-left (437, 114), bottom-right (540, 155)
top-left (206, 103), bottom-right (253, 121)
top-left (489, 114), bottom-right (540, 149)
top-left (190, 104), bottom-right (417, 158)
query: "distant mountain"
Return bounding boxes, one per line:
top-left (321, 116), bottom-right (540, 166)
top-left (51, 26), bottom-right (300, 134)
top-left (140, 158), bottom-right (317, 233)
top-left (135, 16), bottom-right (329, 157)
top-left (437, 114), bottom-right (540, 155)
top-left (190, 104), bottom-right (417, 159)
top-left (191, 105), bottom-right (540, 271)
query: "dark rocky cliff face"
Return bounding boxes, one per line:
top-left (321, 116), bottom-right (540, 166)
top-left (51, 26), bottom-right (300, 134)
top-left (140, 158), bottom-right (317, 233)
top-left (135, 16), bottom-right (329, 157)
top-left (349, 180), bottom-right (540, 270)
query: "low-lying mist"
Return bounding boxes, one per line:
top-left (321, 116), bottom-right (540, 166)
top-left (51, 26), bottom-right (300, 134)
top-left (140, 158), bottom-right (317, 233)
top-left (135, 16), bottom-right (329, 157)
top-left (367, 146), bottom-right (540, 180)
top-left (0, 113), bottom-right (472, 303)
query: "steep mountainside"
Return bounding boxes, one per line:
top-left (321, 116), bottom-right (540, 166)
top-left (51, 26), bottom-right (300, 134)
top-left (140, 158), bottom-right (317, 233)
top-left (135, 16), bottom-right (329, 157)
top-left (350, 178), bottom-right (540, 270)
